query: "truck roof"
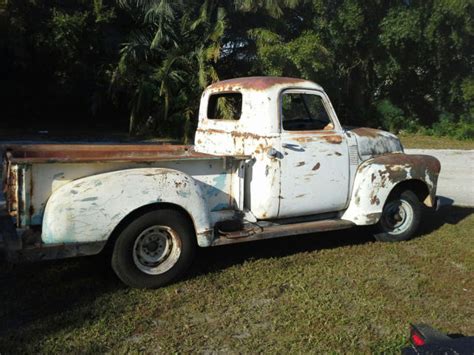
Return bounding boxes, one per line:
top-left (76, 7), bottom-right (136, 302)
top-left (206, 76), bottom-right (324, 92)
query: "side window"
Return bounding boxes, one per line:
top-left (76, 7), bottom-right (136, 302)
top-left (282, 93), bottom-right (333, 131)
top-left (207, 93), bottom-right (242, 120)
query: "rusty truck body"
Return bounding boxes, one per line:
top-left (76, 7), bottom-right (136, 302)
top-left (1, 77), bottom-right (441, 288)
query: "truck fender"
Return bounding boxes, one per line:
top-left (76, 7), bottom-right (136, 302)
top-left (341, 153), bottom-right (441, 225)
top-left (42, 168), bottom-right (213, 248)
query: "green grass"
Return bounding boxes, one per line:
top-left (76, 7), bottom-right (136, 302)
top-left (1, 206), bottom-right (473, 353)
top-left (400, 133), bottom-right (474, 149)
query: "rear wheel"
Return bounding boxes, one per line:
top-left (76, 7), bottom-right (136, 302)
top-left (373, 190), bottom-right (422, 242)
top-left (111, 209), bottom-right (196, 288)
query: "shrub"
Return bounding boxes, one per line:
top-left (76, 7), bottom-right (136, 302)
top-left (428, 112), bottom-right (474, 140)
top-left (374, 99), bottom-right (420, 133)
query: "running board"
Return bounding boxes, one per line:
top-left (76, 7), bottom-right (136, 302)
top-left (212, 219), bottom-right (355, 246)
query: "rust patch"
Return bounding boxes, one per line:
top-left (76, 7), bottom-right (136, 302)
top-left (3, 143), bottom-right (223, 163)
top-left (174, 180), bottom-right (186, 189)
top-left (213, 219), bottom-right (355, 246)
top-left (361, 154), bottom-right (441, 178)
top-left (321, 135), bottom-right (342, 144)
top-left (374, 154), bottom-right (440, 173)
top-left (370, 195), bottom-right (380, 206)
top-left (3, 152), bottom-right (19, 218)
top-left (2, 150), bottom-right (12, 193)
top-left (365, 212), bottom-right (381, 224)
top-left (208, 76), bottom-right (308, 91)
top-left (355, 195), bottom-right (361, 205)
top-left (385, 165), bottom-right (408, 182)
top-left (265, 165), bottom-right (270, 176)
top-left (196, 128), bottom-right (271, 141)
top-left (294, 136), bottom-right (313, 143)
top-left (312, 162), bottom-right (321, 171)
top-left (292, 133), bottom-right (343, 144)
top-left (347, 127), bottom-right (382, 138)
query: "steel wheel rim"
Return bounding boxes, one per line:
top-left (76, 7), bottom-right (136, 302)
top-left (133, 225), bottom-right (181, 275)
top-left (380, 199), bottom-right (414, 235)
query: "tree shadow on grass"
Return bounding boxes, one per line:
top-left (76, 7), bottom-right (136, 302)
top-left (419, 201), bottom-right (474, 235)
top-left (188, 204), bottom-right (474, 280)
top-left (0, 256), bottom-right (124, 351)
top-left (190, 227), bottom-right (374, 279)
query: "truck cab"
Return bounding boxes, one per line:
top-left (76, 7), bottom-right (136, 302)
top-left (196, 77), bottom-right (407, 220)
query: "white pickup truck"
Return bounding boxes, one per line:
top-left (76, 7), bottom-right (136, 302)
top-left (1, 77), bottom-right (440, 288)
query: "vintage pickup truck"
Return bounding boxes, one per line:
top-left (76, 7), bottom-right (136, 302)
top-left (1, 77), bottom-right (441, 288)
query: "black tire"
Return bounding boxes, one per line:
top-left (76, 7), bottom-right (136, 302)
top-left (111, 209), bottom-right (196, 288)
top-left (373, 190), bottom-right (422, 242)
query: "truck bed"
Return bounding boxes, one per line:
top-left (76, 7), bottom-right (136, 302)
top-left (2, 143), bottom-right (248, 230)
top-left (2, 143), bottom-right (219, 163)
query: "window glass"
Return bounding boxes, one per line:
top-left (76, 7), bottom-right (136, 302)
top-left (207, 93), bottom-right (242, 120)
top-left (282, 93), bottom-right (333, 131)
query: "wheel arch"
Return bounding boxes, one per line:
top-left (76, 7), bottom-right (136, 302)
top-left (103, 202), bottom-right (197, 254)
top-left (341, 153), bottom-right (440, 225)
top-left (389, 179), bottom-right (432, 207)
top-left (41, 167), bottom-right (215, 250)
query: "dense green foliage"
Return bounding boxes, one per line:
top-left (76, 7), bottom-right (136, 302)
top-left (1, 0), bottom-right (472, 139)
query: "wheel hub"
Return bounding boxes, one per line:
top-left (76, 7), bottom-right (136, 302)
top-left (146, 241), bottom-right (158, 252)
top-left (132, 225), bottom-right (182, 275)
top-left (134, 227), bottom-right (172, 267)
top-left (381, 199), bottom-right (414, 235)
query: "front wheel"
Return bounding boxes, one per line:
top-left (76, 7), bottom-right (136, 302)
top-left (111, 209), bottom-right (196, 288)
top-left (373, 190), bottom-right (422, 242)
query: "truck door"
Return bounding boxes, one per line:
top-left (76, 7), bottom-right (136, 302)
top-left (277, 89), bottom-right (350, 218)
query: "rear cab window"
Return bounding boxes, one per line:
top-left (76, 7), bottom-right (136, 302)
top-left (207, 93), bottom-right (242, 120)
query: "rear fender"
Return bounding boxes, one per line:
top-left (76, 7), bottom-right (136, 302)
top-left (42, 168), bottom-right (213, 248)
top-left (341, 154), bottom-right (441, 225)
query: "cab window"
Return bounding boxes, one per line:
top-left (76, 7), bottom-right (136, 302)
top-left (207, 93), bottom-right (242, 120)
top-left (282, 93), bottom-right (333, 131)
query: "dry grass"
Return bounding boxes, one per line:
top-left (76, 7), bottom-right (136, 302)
top-left (400, 133), bottom-right (474, 150)
top-left (0, 206), bottom-right (473, 353)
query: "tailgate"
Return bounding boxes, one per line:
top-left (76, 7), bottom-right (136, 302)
top-left (1, 151), bottom-right (22, 256)
top-left (2, 150), bottom-right (22, 226)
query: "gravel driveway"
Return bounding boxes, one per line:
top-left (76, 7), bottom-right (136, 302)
top-left (406, 149), bottom-right (474, 207)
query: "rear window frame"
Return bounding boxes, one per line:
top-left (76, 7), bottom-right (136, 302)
top-left (206, 92), bottom-right (243, 121)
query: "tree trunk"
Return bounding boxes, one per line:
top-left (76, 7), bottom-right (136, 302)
top-left (129, 111), bottom-right (136, 136)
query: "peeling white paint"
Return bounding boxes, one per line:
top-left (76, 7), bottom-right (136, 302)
top-left (42, 167), bottom-right (235, 247)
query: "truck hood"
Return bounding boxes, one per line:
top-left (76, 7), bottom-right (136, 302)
top-left (345, 127), bottom-right (403, 160)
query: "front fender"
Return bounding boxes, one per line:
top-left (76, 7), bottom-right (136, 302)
top-left (341, 153), bottom-right (441, 225)
top-left (42, 168), bottom-right (213, 248)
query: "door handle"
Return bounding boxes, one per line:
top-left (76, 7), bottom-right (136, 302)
top-left (282, 143), bottom-right (304, 151)
top-left (267, 147), bottom-right (279, 158)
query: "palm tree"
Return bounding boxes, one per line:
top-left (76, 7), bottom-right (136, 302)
top-left (112, 0), bottom-right (227, 138)
top-left (234, 0), bottom-right (301, 18)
